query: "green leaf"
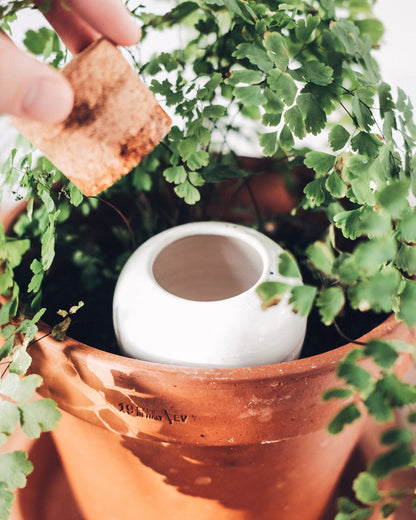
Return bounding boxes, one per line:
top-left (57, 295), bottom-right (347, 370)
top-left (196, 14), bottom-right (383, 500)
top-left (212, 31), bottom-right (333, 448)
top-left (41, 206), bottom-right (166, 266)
top-left (1, 326), bottom-right (15, 341)
top-left (259, 132), bottom-right (278, 157)
top-left (306, 241), bottom-right (333, 275)
top-left (330, 19), bottom-right (361, 55)
top-left (395, 244), bottom-right (416, 276)
top-left (353, 236), bottom-right (397, 277)
top-left (326, 170), bottom-right (348, 198)
top-left (348, 268), bottom-right (401, 313)
top-left (377, 82), bottom-right (394, 118)
top-left (40, 217), bottom-right (56, 271)
top-left (267, 69), bottom-right (297, 105)
top-left (67, 182), bottom-right (83, 207)
top-left (39, 188), bottom-right (55, 213)
top-left (284, 105), bottom-right (306, 139)
top-left (337, 362), bottom-right (372, 393)
top-left (163, 166), bottom-right (187, 184)
top-left (381, 502), bottom-right (398, 518)
top-left (132, 169), bottom-right (152, 192)
top-left (185, 150), bottom-right (210, 170)
top-left (0, 451), bottom-right (33, 490)
top-left (304, 177), bottom-right (326, 207)
top-left (202, 104), bottom-right (227, 119)
top-left (233, 43), bottom-right (273, 72)
top-left (317, 286), bottom-right (345, 325)
top-left (188, 171), bottom-right (205, 187)
top-left (369, 445), bottom-right (413, 479)
top-left (376, 373), bottom-right (416, 407)
top-left (9, 348), bottom-right (32, 375)
top-left (338, 206), bottom-right (370, 238)
top-left (163, 1), bottom-right (200, 25)
top-left (234, 85), bottom-right (267, 106)
top-left (256, 281), bottom-right (291, 310)
top-left (334, 207), bottom-right (391, 240)
top-left (0, 374), bottom-right (42, 403)
top-left (0, 301), bottom-right (15, 326)
top-left (0, 483), bottom-right (14, 520)
top-left (397, 279), bottom-right (416, 327)
top-left (288, 285), bottom-right (317, 316)
top-left (225, 69), bottom-right (263, 86)
top-left (337, 496), bottom-right (357, 514)
top-left (158, 52), bottom-right (180, 73)
top-left (297, 93), bottom-right (327, 135)
top-left (322, 387), bottom-right (353, 401)
top-left (329, 124), bottom-right (350, 152)
top-left (351, 132), bottom-right (381, 158)
top-left (364, 340), bottom-right (398, 370)
top-left (262, 112), bottom-right (282, 126)
top-left (279, 125), bottom-right (294, 150)
top-left (28, 258), bottom-right (44, 294)
top-left (23, 27), bottom-right (58, 56)
top-left (299, 61), bottom-right (333, 86)
top-left (278, 251), bottom-right (301, 278)
top-left (353, 472), bottom-right (382, 505)
top-left (18, 399), bottom-right (61, 439)
top-left (328, 403), bottom-right (361, 435)
top-left (397, 209), bottom-right (416, 243)
top-left (174, 181), bottom-right (201, 205)
top-left (224, 0), bottom-right (256, 23)
top-left (263, 87), bottom-right (284, 116)
top-left (365, 389), bottom-right (394, 423)
top-left (263, 32), bottom-right (289, 70)
top-left (0, 337), bottom-right (14, 362)
top-left (196, 73), bottom-right (222, 98)
top-left (177, 137), bottom-right (198, 161)
top-left (3, 239), bottom-right (30, 268)
top-left (380, 427), bottom-right (414, 446)
top-left (352, 91), bottom-right (374, 131)
top-left (355, 18), bottom-right (384, 46)
top-left (408, 411), bottom-right (416, 424)
top-left (295, 14), bottom-right (320, 42)
top-left (375, 180), bottom-right (411, 219)
top-left (0, 401), bottom-right (19, 440)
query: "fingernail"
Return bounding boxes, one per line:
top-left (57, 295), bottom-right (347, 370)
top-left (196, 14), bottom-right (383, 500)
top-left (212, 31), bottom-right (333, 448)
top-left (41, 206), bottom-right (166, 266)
top-left (22, 78), bottom-right (74, 123)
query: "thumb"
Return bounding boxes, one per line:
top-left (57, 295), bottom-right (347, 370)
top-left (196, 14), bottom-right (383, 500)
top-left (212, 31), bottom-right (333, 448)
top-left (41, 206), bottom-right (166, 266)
top-left (0, 33), bottom-right (74, 123)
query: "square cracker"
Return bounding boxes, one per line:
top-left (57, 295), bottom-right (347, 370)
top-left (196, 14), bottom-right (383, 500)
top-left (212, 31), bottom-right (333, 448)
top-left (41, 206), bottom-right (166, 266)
top-left (11, 38), bottom-right (171, 197)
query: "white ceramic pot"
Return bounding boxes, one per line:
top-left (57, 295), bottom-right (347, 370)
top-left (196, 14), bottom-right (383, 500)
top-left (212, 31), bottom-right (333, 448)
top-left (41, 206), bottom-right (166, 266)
top-left (113, 221), bottom-right (307, 367)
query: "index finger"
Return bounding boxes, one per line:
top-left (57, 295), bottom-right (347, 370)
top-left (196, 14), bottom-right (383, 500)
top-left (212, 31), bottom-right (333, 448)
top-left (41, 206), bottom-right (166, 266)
top-left (39, 0), bottom-right (141, 54)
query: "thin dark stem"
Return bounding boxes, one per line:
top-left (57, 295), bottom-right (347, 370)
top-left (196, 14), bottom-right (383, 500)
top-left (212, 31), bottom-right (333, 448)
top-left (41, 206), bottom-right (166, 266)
top-left (244, 179), bottom-right (264, 229)
top-left (339, 101), bottom-right (356, 126)
top-left (0, 363), bottom-right (9, 380)
top-left (93, 197), bottom-right (136, 251)
top-left (27, 331), bottom-right (53, 350)
top-left (333, 319), bottom-right (366, 347)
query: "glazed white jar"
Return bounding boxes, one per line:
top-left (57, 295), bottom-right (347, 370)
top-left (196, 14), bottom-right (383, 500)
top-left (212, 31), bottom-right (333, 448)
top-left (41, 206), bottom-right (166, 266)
top-left (113, 222), bottom-right (307, 367)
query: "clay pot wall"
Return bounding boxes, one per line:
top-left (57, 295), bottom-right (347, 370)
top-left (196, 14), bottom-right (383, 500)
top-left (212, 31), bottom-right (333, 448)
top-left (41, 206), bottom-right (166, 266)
top-left (29, 316), bottom-right (415, 520)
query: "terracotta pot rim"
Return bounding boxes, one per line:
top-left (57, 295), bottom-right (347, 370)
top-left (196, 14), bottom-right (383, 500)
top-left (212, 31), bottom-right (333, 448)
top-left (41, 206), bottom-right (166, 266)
top-left (36, 313), bottom-right (399, 381)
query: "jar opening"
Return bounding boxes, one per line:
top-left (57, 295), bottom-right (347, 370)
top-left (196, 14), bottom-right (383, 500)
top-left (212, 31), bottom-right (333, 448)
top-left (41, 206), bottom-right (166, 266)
top-left (152, 234), bottom-right (263, 301)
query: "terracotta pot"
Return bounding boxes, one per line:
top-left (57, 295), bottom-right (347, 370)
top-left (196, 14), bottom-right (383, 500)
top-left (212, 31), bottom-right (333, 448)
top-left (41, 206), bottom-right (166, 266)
top-left (199, 158), bottom-right (313, 223)
top-left (26, 316), bottom-right (414, 520)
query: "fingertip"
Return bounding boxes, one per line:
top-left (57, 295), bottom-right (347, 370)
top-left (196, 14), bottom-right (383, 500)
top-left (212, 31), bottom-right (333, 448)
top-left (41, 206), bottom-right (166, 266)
top-left (22, 75), bottom-right (74, 123)
top-left (120, 18), bottom-right (141, 47)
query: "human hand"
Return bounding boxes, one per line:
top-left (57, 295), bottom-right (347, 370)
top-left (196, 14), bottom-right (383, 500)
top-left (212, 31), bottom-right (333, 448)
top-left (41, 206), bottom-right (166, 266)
top-left (0, 0), bottom-right (141, 123)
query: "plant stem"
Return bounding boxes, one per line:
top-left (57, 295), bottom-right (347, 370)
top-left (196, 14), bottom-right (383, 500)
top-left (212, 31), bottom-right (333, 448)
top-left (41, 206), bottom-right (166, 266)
top-left (93, 197), bottom-right (136, 251)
